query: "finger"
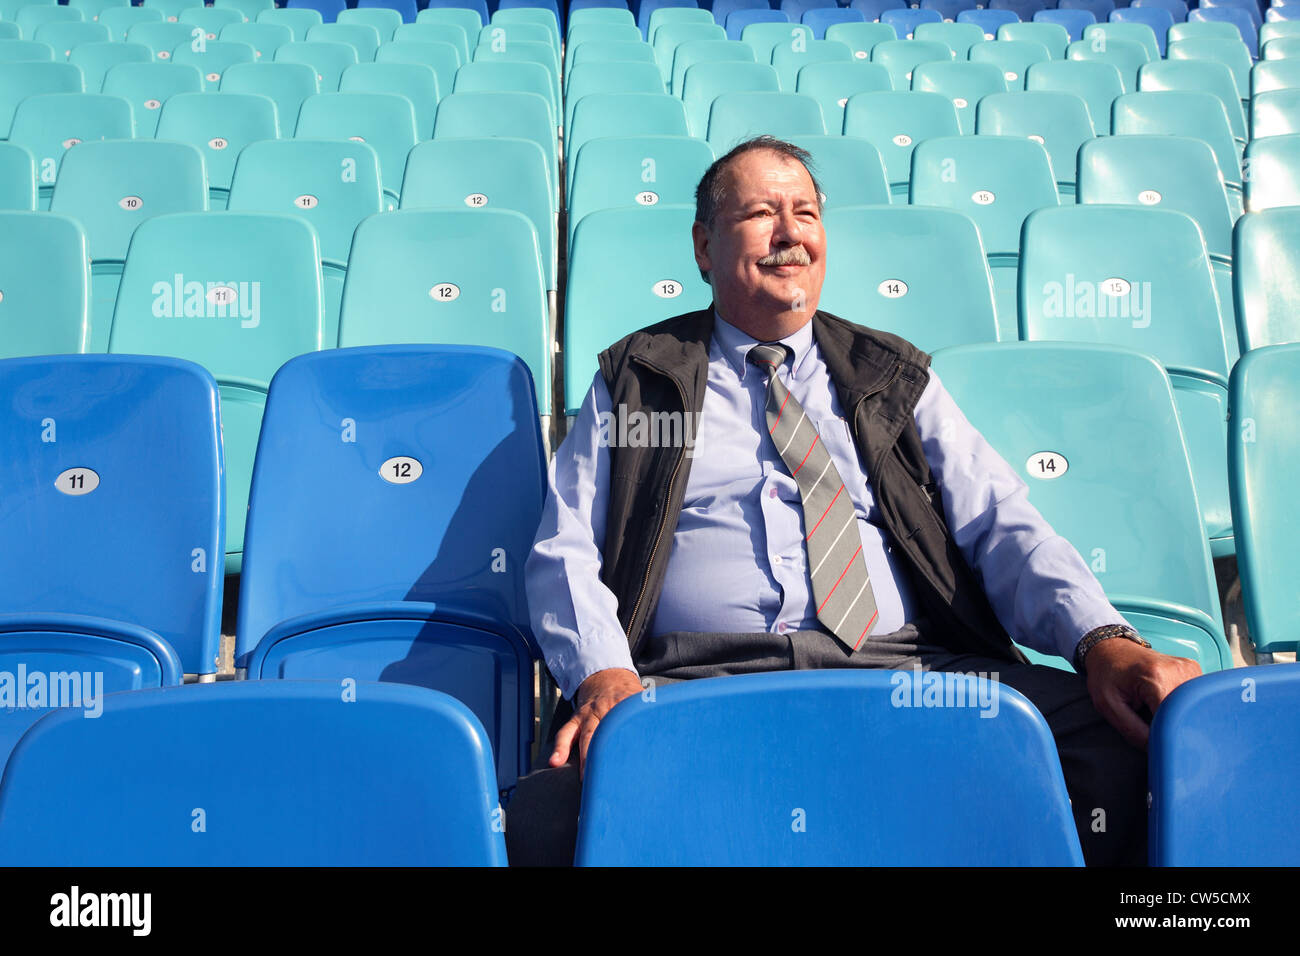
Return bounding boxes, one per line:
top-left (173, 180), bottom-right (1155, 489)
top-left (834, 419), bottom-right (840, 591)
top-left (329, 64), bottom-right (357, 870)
top-left (578, 712), bottom-right (603, 780)
top-left (1097, 686), bottom-right (1151, 751)
top-left (549, 715), bottom-right (581, 767)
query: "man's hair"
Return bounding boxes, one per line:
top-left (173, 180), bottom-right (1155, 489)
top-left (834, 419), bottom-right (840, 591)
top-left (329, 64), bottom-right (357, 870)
top-left (693, 136), bottom-right (824, 284)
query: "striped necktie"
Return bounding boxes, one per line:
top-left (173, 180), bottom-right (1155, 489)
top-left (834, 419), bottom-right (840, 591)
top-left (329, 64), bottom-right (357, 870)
top-left (748, 343), bottom-right (878, 652)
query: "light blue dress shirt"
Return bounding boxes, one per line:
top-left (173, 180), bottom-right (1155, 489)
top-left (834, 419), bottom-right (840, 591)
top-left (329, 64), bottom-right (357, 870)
top-left (526, 314), bottom-right (1131, 700)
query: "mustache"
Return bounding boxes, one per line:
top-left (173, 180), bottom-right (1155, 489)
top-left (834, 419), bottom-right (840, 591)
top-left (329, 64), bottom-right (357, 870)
top-left (757, 246), bottom-right (811, 267)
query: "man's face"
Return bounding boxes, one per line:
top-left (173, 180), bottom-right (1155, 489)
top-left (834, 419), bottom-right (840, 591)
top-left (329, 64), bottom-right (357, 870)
top-left (692, 149), bottom-right (826, 326)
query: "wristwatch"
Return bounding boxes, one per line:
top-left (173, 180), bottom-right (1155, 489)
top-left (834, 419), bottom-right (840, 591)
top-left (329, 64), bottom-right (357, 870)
top-left (1073, 624), bottom-right (1151, 674)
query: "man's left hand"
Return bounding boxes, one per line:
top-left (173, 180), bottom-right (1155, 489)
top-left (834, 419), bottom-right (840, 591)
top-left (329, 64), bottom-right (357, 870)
top-left (1084, 639), bottom-right (1201, 750)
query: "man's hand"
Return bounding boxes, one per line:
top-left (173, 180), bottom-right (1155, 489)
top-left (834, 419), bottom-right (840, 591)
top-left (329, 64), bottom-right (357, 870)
top-left (549, 668), bottom-right (645, 777)
top-left (1084, 638), bottom-right (1201, 750)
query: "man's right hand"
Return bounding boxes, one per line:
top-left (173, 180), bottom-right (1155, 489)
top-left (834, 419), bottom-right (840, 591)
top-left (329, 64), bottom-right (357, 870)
top-left (549, 668), bottom-right (645, 778)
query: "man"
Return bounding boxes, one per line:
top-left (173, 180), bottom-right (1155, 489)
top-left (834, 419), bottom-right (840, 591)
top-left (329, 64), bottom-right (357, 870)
top-left (513, 136), bottom-right (1201, 866)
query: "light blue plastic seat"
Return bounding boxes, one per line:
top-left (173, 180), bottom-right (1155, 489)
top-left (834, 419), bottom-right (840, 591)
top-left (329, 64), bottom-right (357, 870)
top-left (651, 21), bottom-right (725, 89)
top-left (1190, 4), bottom-right (1259, 54)
top-left (0, 40), bottom-right (56, 64)
top-left (794, 59), bottom-right (890, 132)
top-left (1252, 88), bottom-right (1300, 139)
top-left (1139, 58), bottom-right (1247, 146)
top-left (568, 91), bottom-right (687, 190)
top-left (0, 61), bottom-right (84, 136)
top-left (227, 138), bottom-right (381, 345)
top-left (107, 211), bottom-right (324, 572)
top-left (1260, 19), bottom-right (1300, 45)
top-left (433, 90), bottom-right (557, 205)
top-left (141, 0), bottom-right (194, 22)
top-left (1034, 8), bottom-right (1096, 43)
top-left (1167, 36), bottom-right (1253, 103)
top-left (575, 670), bottom-right (1083, 865)
top-left (823, 20), bottom-right (897, 60)
top-left (869, 37), bottom-right (952, 90)
top-left (32, 22), bottom-right (112, 60)
top-left (180, 6), bottom-right (244, 41)
top-left (0, 211), bottom-right (88, 355)
top-left (1025, 57), bottom-right (1123, 132)
top-left (171, 38), bottom-right (256, 91)
top-left (342, 60), bottom-right (440, 138)
top-left (274, 39), bottom-right (359, 90)
top-left (976, 90), bottom-right (1094, 197)
top-left (0, 141), bottom-right (35, 210)
top-left (1243, 133), bottom-right (1300, 212)
top-left (820, 204), bottom-right (999, 349)
top-left (1168, 18), bottom-right (1244, 44)
top-left (913, 21), bottom-right (987, 59)
top-left (1109, 5), bottom-right (1175, 54)
top-left (125, 20), bottom-right (203, 61)
top-left (726, 9), bottom-right (789, 44)
top-left (337, 208), bottom-right (552, 421)
top-left (337, 6), bottom-right (403, 41)
top-left (256, 6), bottom-right (325, 42)
top-left (680, 60), bottom-right (778, 137)
top-left (910, 135), bottom-right (1058, 339)
top-left (968, 38), bottom-right (1053, 90)
top-left (997, 20), bottom-right (1071, 57)
top-left (570, 4), bottom-right (636, 31)
top-left (803, 7), bottom-right (866, 41)
top-left (395, 23), bottom-right (471, 65)
top-left (471, 37), bottom-right (559, 113)
top-left (0, 353), bottom-right (220, 695)
top-left (294, 91), bottom-right (417, 205)
top-left (909, 60), bottom-right (1009, 133)
top-left (881, 7), bottom-right (942, 39)
top-left (70, 0), bottom-right (132, 23)
top-left (68, 41), bottom-right (152, 94)
top-left (15, 4), bottom-right (84, 32)
top-left (566, 21), bottom-right (642, 60)
top-left (565, 59), bottom-right (664, 133)
top-left (306, 21), bottom-right (382, 62)
top-left (842, 89), bottom-right (960, 199)
top-left (497, 0), bottom-right (560, 36)
top-left (1082, 20), bottom-right (1162, 61)
top-left (98, 6), bottom-right (164, 43)
top-left (638, 0), bottom-right (700, 40)
top-left (959, 9), bottom-right (1022, 41)
top-left (1233, 206), bottom-right (1300, 348)
top-left (1020, 203), bottom-right (1237, 560)
top-left (849, 0), bottom-right (910, 19)
top-left (1252, 57), bottom-right (1300, 96)
top-left (8, 93), bottom-right (133, 208)
top-left (568, 40), bottom-right (659, 73)
top-left (1149, 663), bottom-right (1300, 865)
top-left (101, 60), bottom-right (201, 137)
top-left (1263, 36), bottom-right (1300, 60)
top-left (155, 91), bottom-right (279, 206)
top-left (740, 20), bottom-right (813, 63)
top-left (418, 4), bottom-right (484, 37)
top-left (402, 137), bottom-right (556, 291)
top-left (787, 133), bottom-right (889, 209)
top-left (219, 61), bottom-right (319, 132)
top-left (453, 59), bottom-right (553, 131)
top-left (375, 40), bottom-right (461, 100)
top-left (1065, 36), bottom-right (1148, 94)
top-left (0, 681), bottom-right (506, 865)
top-left (219, 22), bottom-right (294, 62)
top-left (666, 38), bottom-right (754, 99)
top-left (705, 90), bottom-right (824, 151)
top-left (238, 347), bottom-right (545, 791)
top-left (934, 339), bottom-right (1231, 671)
top-left (770, 37), bottom-right (853, 92)
top-left (563, 204), bottom-right (711, 416)
top-left (358, 0), bottom-right (417, 24)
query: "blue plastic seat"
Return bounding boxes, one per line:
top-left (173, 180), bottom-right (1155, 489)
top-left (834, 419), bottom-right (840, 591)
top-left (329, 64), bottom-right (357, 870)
top-left (288, 0), bottom-right (346, 25)
top-left (565, 21), bottom-right (642, 53)
top-left (820, 204), bottom-right (999, 349)
top-left (155, 92), bottom-right (279, 207)
top-left (1025, 57), bottom-right (1123, 132)
top-left (256, 7), bottom-right (325, 42)
top-left (0, 211), bottom-right (88, 355)
top-left (180, 7), bottom-right (243, 41)
top-left (422, 0), bottom-right (487, 29)
top-left (843, 90), bottom-right (960, 199)
top-left (849, 0), bottom-right (908, 20)
top-left (472, 37), bottom-right (560, 112)
top-left (680, 60), bottom-right (777, 137)
top-left (274, 39), bottom-right (359, 90)
top-left (0, 681), bottom-right (506, 865)
top-left (803, 7), bottom-right (866, 41)
top-left (881, 7), bottom-right (942, 40)
top-left (913, 21), bottom-right (987, 59)
top-left (1251, 57), bottom-right (1300, 96)
top-left (1169, 18), bottom-right (1247, 44)
top-left (342, 60), bottom-right (440, 138)
top-left (786, 133), bottom-right (889, 206)
top-left (171, 39), bottom-right (256, 92)
top-left (727, 10), bottom-right (788, 48)
top-left (822, 21), bottom-right (896, 61)
top-left (8, 93), bottom-right (134, 208)
top-left (638, 0), bottom-right (699, 40)
top-left (238, 346), bottom-right (545, 790)
top-left (1132, 0), bottom-right (1188, 21)
top-left (651, 21), bottom-right (725, 89)
top-left (337, 208), bottom-right (552, 421)
top-left (959, 9), bottom-right (1021, 41)
top-left (997, 20), bottom-right (1071, 57)
top-left (1189, 5), bottom-right (1259, 54)
top-left (869, 37), bottom-right (952, 91)
top-left (227, 138), bottom-right (382, 344)
top-left (126, 20), bottom-right (203, 61)
top-left (108, 212), bottom-right (324, 572)
top-left (665, 38), bottom-right (753, 96)
top-left (0, 354), bottom-right (222, 682)
top-left (454, 59), bottom-right (553, 132)
top-left (968, 38), bottom-right (1053, 89)
top-left (0, 141), bottom-right (35, 210)
top-left (294, 92), bottom-right (417, 205)
top-left (306, 22), bottom-right (383, 62)
top-left (493, 5), bottom-right (562, 48)
top-left (1034, 8), bottom-right (1096, 43)
top-left (1065, 37), bottom-right (1148, 94)
top-left (219, 61), bottom-right (319, 132)
top-left (0, 62), bottom-right (84, 137)
top-left (1019, 203), bottom-right (1237, 561)
top-left (1109, 6), bottom-right (1174, 55)
top-left (338, 6), bottom-right (404, 41)
top-left (740, 20), bottom-right (813, 62)
top-left (359, 0), bottom-right (417, 23)
top-left (575, 671), bottom-right (1083, 865)
top-left (1233, 206), bottom-right (1300, 348)
top-left (713, 0), bottom-right (768, 31)
top-left (434, 90), bottom-right (558, 205)
top-left (933, 338), bottom-right (1231, 671)
top-left (568, 39), bottom-right (659, 72)
top-left (976, 91), bottom-right (1094, 196)
top-left (1149, 663), bottom-right (1300, 865)
top-left (101, 60), bottom-right (202, 137)
top-left (920, 0), bottom-right (966, 21)
top-left (1081, 20), bottom-right (1162, 61)
top-left (795, 59), bottom-right (890, 131)
top-left (68, 41), bottom-right (152, 94)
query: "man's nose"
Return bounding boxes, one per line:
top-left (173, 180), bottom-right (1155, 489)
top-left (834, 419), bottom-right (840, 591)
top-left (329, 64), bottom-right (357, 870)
top-left (771, 206), bottom-right (802, 244)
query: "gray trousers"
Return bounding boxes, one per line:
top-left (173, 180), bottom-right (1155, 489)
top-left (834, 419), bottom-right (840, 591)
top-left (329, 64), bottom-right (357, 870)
top-left (506, 624), bottom-right (1148, 867)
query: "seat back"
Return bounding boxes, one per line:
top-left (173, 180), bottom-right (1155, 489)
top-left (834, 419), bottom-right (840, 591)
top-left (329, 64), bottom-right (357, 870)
top-left (706, 90), bottom-right (824, 151)
top-left (1112, 90), bottom-right (1243, 197)
top-left (1233, 207), bottom-right (1300, 350)
top-left (220, 22), bottom-right (295, 60)
top-left (0, 211), bottom-right (88, 356)
top-left (8, 93), bottom-right (134, 203)
top-left (294, 91), bottom-right (418, 202)
top-left (794, 59), bottom-right (890, 132)
top-left (913, 21), bottom-right (987, 59)
top-left (1025, 56), bottom-right (1123, 131)
top-left (975, 91), bottom-right (1095, 193)
top-left (786, 134), bottom-right (889, 207)
top-left (68, 41), bottom-right (152, 93)
top-left (869, 37), bottom-right (952, 90)
top-left (0, 140), bottom-right (35, 210)
top-left (680, 60), bottom-right (778, 137)
top-left (274, 39), bottom-right (359, 90)
top-left (1139, 58), bottom-right (1247, 143)
top-left (998, 21), bottom-right (1072, 57)
top-left (842, 90), bottom-right (961, 198)
top-left (219, 61), bottom-right (319, 130)
top-left (0, 61), bottom-right (84, 135)
top-left (154, 91), bottom-right (280, 203)
top-left (968, 38), bottom-right (1054, 90)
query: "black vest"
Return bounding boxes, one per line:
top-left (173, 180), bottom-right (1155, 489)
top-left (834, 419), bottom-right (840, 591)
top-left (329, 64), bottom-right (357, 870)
top-left (595, 307), bottom-right (1026, 666)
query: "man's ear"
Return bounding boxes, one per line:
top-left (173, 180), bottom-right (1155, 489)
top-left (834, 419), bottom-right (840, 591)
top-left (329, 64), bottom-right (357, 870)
top-left (692, 221), bottom-right (712, 278)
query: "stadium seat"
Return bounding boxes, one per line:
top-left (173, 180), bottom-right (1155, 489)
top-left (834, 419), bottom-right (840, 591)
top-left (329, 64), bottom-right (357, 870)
top-left (8, 93), bottom-right (133, 209)
top-left (843, 90), bottom-right (960, 199)
top-left (17, 5), bottom-right (85, 35)
top-left (729, 8), bottom-right (791, 42)
top-left (575, 670), bottom-right (1083, 865)
top-left (786, 133), bottom-right (889, 207)
top-left (568, 40), bottom-right (659, 72)
top-left (68, 41), bottom-right (152, 93)
top-left (216, 0), bottom-right (275, 20)
top-left (419, 3), bottom-right (485, 32)
top-left (869, 37), bottom-right (952, 90)
top-left (0, 211), bottom-right (87, 356)
top-left (803, 7), bottom-right (866, 41)
top-left (294, 92), bottom-right (416, 206)
top-left (1109, 5), bottom-right (1174, 54)
top-left (1233, 206), bottom-right (1300, 348)
top-left (1065, 37), bottom-right (1148, 94)
top-left (337, 208), bottom-right (552, 427)
top-left (227, 138), bottom-right (382, 344)
top-left (1132, 0), bottom-right (1188, 19)
top-left (478, 21), bottom-right (554, 53)
top-left (472, 38), bottom-right (560, 119)
top-left (434, 91), bottom-right (558, 205)
top-left (1252, 58), bottom-right (1300, 96)
top-left (566, 133), bottom-right (712, 246)
top-left (565, 59), bottom-right (665, 132)
top-left (935, 338), bottom-right (1231, 671)
top-left (497, 0), bottom-right (560, 36)
top-left (910, 135), bottom-right (1059, 339)
top-left (705, 90), bottom-right (825, 151)
top-left (107, 211), bottom-right (324, 572)
top-left (358, 0), bottom-right (417, 24)
top-left (819, 205), bottom-right (999, 350)
top-left (0, 141), bottom-right (35, 210)
top-left (740, 21), bottom-right (813, 63)
top-left (289, 0), bottom-right (347, 24)
top-left (1025, 58), bottom-right (1124, 133)
top-left (70, 0), bottom-right (132, 23)
top-left (795, 60), bottom-right (890, 131)
top-left (125, 20), bottom-right (202, 61)
top-left (1262, 36), bottom-right (1300, 59)
top-left (568, 91), bottom-right (688, 189)
top-left (0, 354), bottom-right (222, 681)
top-left (1168, 18), bottom-right (1243, 44)
top-left (771, 37), bottom-right (852, 92)
top-left (666, 39), bottom-right (757, 101)
top-left (172, 39), bottom-right (256, 91)
top-left (1034, 8), bottom-right (1096, 44)
top-left (1082, 20), bottom-right (1162, 61)
top-left (1189, 5), bottom-right (1259, 55)
top-left (456, 58), bottom-right (553, 131)
top-left (1251, 88), bottom-right (1300, 139)
top-left (652, 22), bottom-right (726, 89)
top-left (238, 346), bottom-right (545, 790)
top-left (564, 204), bottom-right (710, 416)
top-left (959, 10), bottom-right (1021, 41)
top-left (275, 39), bottom-right (359, 90)
top-left (1167, 37), bottom-right (1252, 104)
top-left (395, 24), bottom-right (470, 65)
top-left (997, 20), bottom-right (1071, 58)
top-left (913, 21), bottom-right (987, 59)
top-left (782, 0), bottom-right (835, 24)
top-left (33, 22), bottom-right (113, 60)
top-left (1019, 203), bottom-right (1237, 560)
top-left (101, 60), bottom-right (201, 137)
top-left (570, 2), bottom-right (634, 26)
top-left (376, 40), bottom-right (460, 99)
top-left (1260, 20), bottom-right (1300, 47)
top-left (155, 91), bottom-right (279, 207)
top-left (680, 61), bottom-right (778, 137)
top-left (1243, 133), bottom-right (1300, 212)
top-left (338, 6), bottom-right (403, 41)
top-left (823, 21), bottom-right (897, 60)
top-left (1149, 663), bottom-right (1300, 865)
top-left (220, 61), bottom-right (319, 132)
top-left (0, 62), bottom-right (84, 137)
top-left (638, 0), bottom-right (700, 40)
top-left (976, 91), bottom-right (1093, 197)
top-left (1060, 0), bottom-right (1114, 20)
top-left (1139, 59), bottom-right (1247, 145)
top-left (849, 0), bottom-right (907, 20)
top-left (566, 21), bottom-right (642, 54)
top-left (180, 8), bottom-right (242, 42)
top-left (968, 37), bottom-right (1053, 89)
top-left (402, 137), bottom-right (555, 292)
top-left (0, 681), bottom-right (507, 865)
top-left (712, 0), bottom-right (768, 31)
top-left (258, 7), bottom-right (326, 42)
top-left (0, 41), bottom-right (57, 65)
top-left (909, 60), bottom-right (1009, 134)
top-left (881, 8), bottom-right (942, 39)
top-left (99, 6), bottom-right (164, 43)
top-left (343, 60), bottom-right (440, 138)
top-left (1228, 343), bottom-right (1300, 656)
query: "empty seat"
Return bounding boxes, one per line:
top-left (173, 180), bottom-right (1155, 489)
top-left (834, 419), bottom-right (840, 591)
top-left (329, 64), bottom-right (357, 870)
top-left (680, 60), bottom-right (778, 137)
top-left (1233, 206), bottom-right (1300, 349)
top-left (998, 20), bottom-right (1072, 57)
top-left (341, 60), bottom-right (440, 138)
top-left (0, 62), bottom-right (84, 137)
top-left (869, 37), bottom-right (952, 90)
top-left (1034, 8), bottom-right (1096, 43)
top-left (575, 671), bottom-right (1082, 865)
top-left (1109, 5), bottom-right (1175, 54)
top-left (338, 5), bottom-right (403, 41)
top-left (472, 37), bottom-right (559, 113)
top-left (1020, 203), bottom-right (1236, 558)
top-left (17, 5), bottom-right (86, 34)
top-left (935, 339), bottom-right (1230, 671)
top-left (454, 59), bottom-right (553, 134)
top-left (1167, 37), bottom-right (1252, 103)
top-left (740, 21), bottom-right (813, 63)
top-left (274, 39), bottom-right (358, 90)
top-left (1252, 89), bottom-right (1300, 139)
top-left (418, 3), bottom-right (483, 36)
top-left (125, 20), bottom-right (202, 61)
top-left (1082, 20), bottom-right (1161, 61)
top-left (564, 205), bottom-right (710, 416)
top-left (1264, 37), bottom-right (1300, 60)
top-left (108, 211), bottom-right (324, 571)
top-left (1149, 663), bottom-right (1300, 865)
top-left (238, 346), bottom-right (545, 790)
top-left (99, 6), bottom-right (164, 43)
top-left (0, 40), bottom-right (57, 65)
top-left (843, 89), bottom-right (960, 200)
top-left (294, 92), bottom-right (418, 204)
top-left (8, 93), bottom-right (134, 208)
top-left (959, 9), bottom-right (1021, 40)
top-left (819, 205), bottom-right (999, 350)
top-left (913, 21), bottom-right (987, 59)
top-left (824, 20), bottom-right (897, 60)
top-left (1189, 5), bottom-right (1259, 54)
top-left (881, 8), bottom-right (942, 40)
top-left (0, 681), bottom-right (507, 865)
top-left (770, 37), bottom-right (853, 92)
top-left (568, 91), bottom-right (688, 189)
top-left (306, 21), bottom-right (382, 61)
top-left (568, 39), bottom-right (659, 74)
top-left (1252, 58), bottom-right (1300, 96)
top-left (375, 40), bottom-right (460, 100)
top-left (434, 90), bottom-right (557, 204)
top-left (1025, 57), bottom-right (1123, 132)
top-left (794, 59), bottom-right (890, 132)
top-left (142, 0), bottom-right (194, 21)
top-left (667, 39), bottom-right (752, 98)
top-left (0, 211), bottom-right (88, 356)
top-left (32, 22), bottom-right (113, 60)
top-left (220, 61), bottom-right (319, 131)
top-left (171, 38), bottom-right (256, 91)
top-left (976, 90), bottom-right (1094, 196)
top-left (565, 59), bottom-right (665, 132)
top-left (1139, 58), bottom-right (1247, 145)
top-left (182, 6), bottom-right (244, 41)
top-left (786, 133), bottom-right (889, 207)
top-left (969, 38), bottom-right (1053, 90)
top-left (1244, 133), bottom-right (1300, 213)
top-left (803, 7), bottom-right (867, 40)
top-left (910, 60), bottom-right (1009, 133)
top-left (0, 141), bottom-right (35, 210)
top-left (1065, 36), bottom-right (1148, 94)
top-left (226, 138), bottom-right (382, 343)
top-left (394, 21), bottom-right (470, 64)
top-left (358, 0), bottom-right (417, 24)
top-left (725, 9), bottom-right (789, 44)
top-left (155, 91), bottom-right (280, 206)
top-left (652, 21), bottom-right (726, 90)
top-left (706, 90), bottom-right (824, 151)
top-left (68, 41), bottom-right (152, 93)
top-left (221, 22), bottom-right (295, 60)
top-left (101, 60), bottom-right (201, 137)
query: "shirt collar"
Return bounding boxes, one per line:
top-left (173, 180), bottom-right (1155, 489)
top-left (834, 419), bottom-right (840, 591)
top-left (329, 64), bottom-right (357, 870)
top-left (712, 309), bottom-right (816, 382)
